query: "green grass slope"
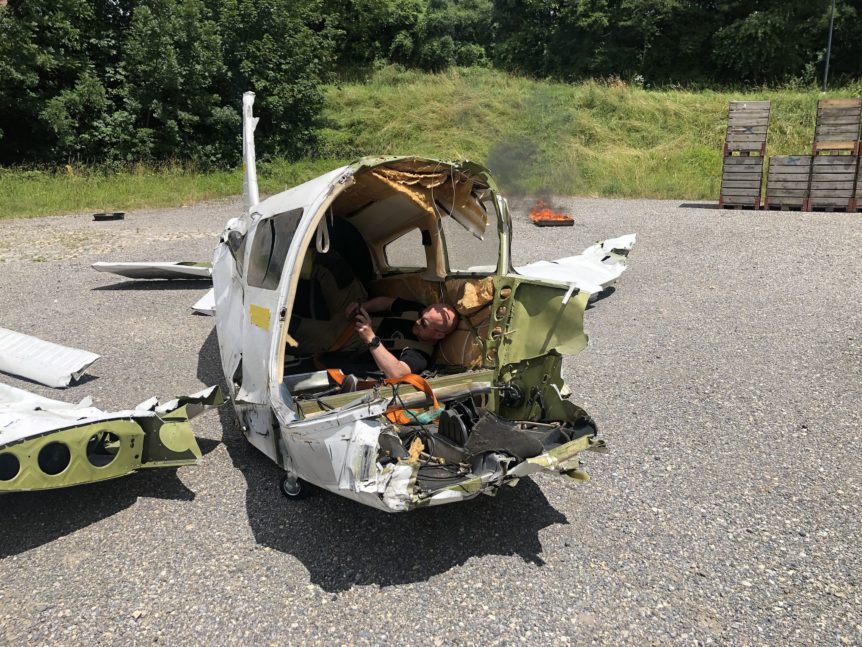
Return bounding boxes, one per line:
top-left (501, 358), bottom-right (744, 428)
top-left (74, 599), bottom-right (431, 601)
top-left (321, 67), bottom-right (858, 199)
top-left (1, 66), bottom-right (859, 218)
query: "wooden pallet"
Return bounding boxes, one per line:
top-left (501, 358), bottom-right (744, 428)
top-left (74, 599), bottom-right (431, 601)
top-left (764, 155), bottom-right (811, 210)
top-left (812, 98), bottom-right (861, 155)
top-left (805, 154), bottom-right (859, 211)
top-left (806, 98), bottom-right (861, 211)
top-left (856, 158), bottom-right (862, 212)
top-left (719, 101), bottom-right (770, 208)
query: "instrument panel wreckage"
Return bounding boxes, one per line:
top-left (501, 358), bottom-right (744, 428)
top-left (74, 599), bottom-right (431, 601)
top-left (1, 92), bottom-right (635, 511)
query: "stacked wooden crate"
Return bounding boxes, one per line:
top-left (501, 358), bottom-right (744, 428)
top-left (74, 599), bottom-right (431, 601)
top-left (764, 155), bottom-right (811, 210)
top-left (719, 101), bottom-right (771, 209)
top-left (857, 159), bottom-right (862, 212)
top-left (805, 98), bottom-right (861, 212)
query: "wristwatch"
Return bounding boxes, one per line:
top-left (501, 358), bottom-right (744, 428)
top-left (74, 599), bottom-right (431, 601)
top-left (366, 336), bottom-right (382, 350)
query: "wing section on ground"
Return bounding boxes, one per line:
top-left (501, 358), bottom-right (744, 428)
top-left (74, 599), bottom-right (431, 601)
top-left (0, 383), bottom-right (222, 492)
top-left (0, 328), bottom-right (100, 388)
top-left (513, 234), bottom-right (636, 294)
top-left (92, 261), bottom-right (212, 280)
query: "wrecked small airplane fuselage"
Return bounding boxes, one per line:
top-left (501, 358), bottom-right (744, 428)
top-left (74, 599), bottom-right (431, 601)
top-left (212, 93), bottom-right (627, 512)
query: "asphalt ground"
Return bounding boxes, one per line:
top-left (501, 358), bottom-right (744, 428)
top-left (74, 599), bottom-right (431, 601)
top-left (0, 196), bottom-right (860, 645)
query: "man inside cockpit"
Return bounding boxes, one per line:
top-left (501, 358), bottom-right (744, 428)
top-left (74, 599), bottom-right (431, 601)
top-left (346, 297), bottom-right (457, 379)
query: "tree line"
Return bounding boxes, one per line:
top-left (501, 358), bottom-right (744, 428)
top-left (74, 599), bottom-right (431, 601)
top-left (1, 0), bottom-right (860, 167)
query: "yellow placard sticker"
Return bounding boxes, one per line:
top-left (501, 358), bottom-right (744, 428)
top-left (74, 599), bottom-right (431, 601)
top-left (249, 304), bottom-right (271, 331)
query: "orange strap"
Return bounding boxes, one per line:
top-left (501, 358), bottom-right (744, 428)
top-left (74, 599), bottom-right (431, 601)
top-left (326, 368), bottom-right (346, 386)
top-left (383, 373), bottom-right (440, 425)
top-left (383, 373), bottom-right (439, 411)
top-left (323, 365), bottom-right (438, 425)
top-left (327, 322), bottom-right (357, 352)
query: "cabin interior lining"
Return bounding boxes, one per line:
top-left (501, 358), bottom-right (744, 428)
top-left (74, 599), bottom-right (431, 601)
top-left (283, 162), bottom-right (496, 388)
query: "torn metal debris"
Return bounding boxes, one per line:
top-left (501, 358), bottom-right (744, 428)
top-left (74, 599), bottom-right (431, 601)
top-left (0, 327), bottom-right (100, 388)
top-left (92, 261), bottom-right (212, 280)
top-left (192, 288), bottom-right (216, 316)
top-left (513, 233), bottom-right (636, 296)
top-left (0, 384), bottom-right (222, 492)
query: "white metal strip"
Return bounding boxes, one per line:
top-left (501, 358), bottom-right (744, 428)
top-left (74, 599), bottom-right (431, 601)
top-left (0, 328), bottom-right (100, 388)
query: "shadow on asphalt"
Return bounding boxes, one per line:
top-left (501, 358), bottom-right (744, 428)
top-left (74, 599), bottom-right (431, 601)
top-left (0, 371), bottom-right (100, 389)
top-left (0, 470), bottom-right (195, 558)
top-left (586, 286), bottom-right (615, 310)
top-left (678, 202), bottom-right (718, 209)
top-left (197, 328), bottom-right (570, 594)
top-left (92, 279), bottom-right (211, 291)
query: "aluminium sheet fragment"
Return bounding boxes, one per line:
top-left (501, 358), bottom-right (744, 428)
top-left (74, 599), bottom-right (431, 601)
top-left (512, 234), bottom-right (636, 295)
top-left (192, 288), bottom-right (216, 316)
top-left (0, 327), bottom-right (100, 388)
top-left (92, 261), bottom-right (212, 280)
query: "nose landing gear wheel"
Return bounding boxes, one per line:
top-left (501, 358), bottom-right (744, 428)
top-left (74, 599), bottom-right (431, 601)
top-left (280, 474), bottom-right (310, 500)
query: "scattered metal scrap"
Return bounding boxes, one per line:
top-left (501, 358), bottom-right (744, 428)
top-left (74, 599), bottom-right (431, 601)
top-left (192, 288), bottom-right (216, 316)
top-left (93, 211), bottom-right (125, 221)
top-left (513, 234), bottom-right (636, 296)
top-left (92, 261), bottom-right (216, 315)
top-left (92, 261), bottom-right (212, 280)
top-left (0, 327), bottom-right (100, 388)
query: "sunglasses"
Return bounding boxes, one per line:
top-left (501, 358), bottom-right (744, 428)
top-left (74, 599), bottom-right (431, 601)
top-left (417, 314), bottom-right (449, 335)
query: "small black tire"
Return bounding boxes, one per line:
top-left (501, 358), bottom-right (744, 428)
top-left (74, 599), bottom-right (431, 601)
top-left (279, 474), bottom-right (309, 500)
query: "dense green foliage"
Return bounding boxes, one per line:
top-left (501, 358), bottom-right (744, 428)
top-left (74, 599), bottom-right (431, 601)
top-left (324, 0), bottom-right (862, 83)
top-left (491, 0), bottom-right (862, 84)
top-left (0, 0), bottom-right (860, 168)
top-left (0, 0), bottom-right (335, 165)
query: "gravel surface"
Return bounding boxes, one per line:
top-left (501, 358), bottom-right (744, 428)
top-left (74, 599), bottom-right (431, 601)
top-left (0, 196), bottom-right (860, 645)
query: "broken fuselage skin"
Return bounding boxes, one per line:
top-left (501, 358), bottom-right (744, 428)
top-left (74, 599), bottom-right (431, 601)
top-left (0, 385), bottom-right (222, 492)
top-left (212, 93), bottom-right (608, 512)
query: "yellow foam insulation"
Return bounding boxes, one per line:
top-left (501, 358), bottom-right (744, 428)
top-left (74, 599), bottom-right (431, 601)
top-left (401, 437), bottom-right (425, 464)
top-left (334, 171), bottom-right (397, 217)
top-left (452, 276), bottom-right (495, 315)
top-left (370, 168), bottom-right (488, 235)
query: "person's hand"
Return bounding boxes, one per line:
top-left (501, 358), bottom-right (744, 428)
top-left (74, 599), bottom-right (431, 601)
top-left (354, 307), bottom-right (375, 344)
top-left (345, 301), bottom-right (361, 318)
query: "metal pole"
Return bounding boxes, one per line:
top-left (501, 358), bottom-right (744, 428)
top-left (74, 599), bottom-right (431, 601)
top-left (823, 0), bottom-right (835, 91)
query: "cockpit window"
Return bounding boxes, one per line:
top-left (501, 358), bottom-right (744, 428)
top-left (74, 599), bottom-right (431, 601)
top-left (441, 198), bottom-right (499, 273)
top-left (247, 208), bottom-right (303, 290)
top-left (384, 228), bottom-right (427, 270)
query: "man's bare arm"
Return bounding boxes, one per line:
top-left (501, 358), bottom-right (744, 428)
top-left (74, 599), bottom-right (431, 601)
top-left (345, 296), bottom-right (395, 318)
top-left (368, 345), bottom-right (411, 379)
top-left (353, 306), bottom-right (411, 379)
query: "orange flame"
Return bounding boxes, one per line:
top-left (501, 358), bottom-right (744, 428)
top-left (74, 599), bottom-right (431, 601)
top-left (529, 200), bottom-right (573, 225)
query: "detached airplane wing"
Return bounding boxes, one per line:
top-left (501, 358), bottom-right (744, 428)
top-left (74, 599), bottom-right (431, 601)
top-left (92, 261), bottom-right (216, 315)
top-left (512, 234), bottom-right (636, 295)
top-left (0, 327), bottom-right (100, 388)
top-left (0, 383), bottom-right (222, 492)
top-left (92, 261), bottom-right (212, 280)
